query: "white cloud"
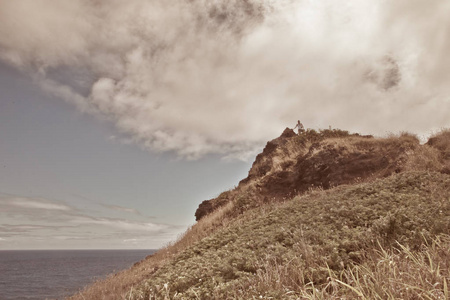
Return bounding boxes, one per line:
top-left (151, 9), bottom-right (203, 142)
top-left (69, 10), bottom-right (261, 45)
top-left (101, 204), bottom-right (141, 215)
top-left (0, 194), bottom-right (186, 249)
top-left (1, 0), bottom-right (450, 159)
top-left (72, 216), bottom-right (168, 233)
top-left (0, 196), bottom-right (74, 219)
top-left (122, 238), bottom-right (145, 245)
top-left (0, 195), bottom-right (174, 234)
top-left (10, 198), bottom-right (71, 211)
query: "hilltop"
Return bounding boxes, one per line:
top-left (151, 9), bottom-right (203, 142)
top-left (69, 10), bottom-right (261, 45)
top-left (68, 128), bottom-right (450, 300)
top-left (195, 127), bottom-right (448, 221)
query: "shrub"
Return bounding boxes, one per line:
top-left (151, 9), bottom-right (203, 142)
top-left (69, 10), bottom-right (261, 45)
top-left (296, 128), bottom-right (356, 145)
top-left (131, 171), bottom-right (450, 299)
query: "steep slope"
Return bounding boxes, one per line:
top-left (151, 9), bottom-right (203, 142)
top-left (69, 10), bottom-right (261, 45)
top-left (133, 171), bottom-right (450, 299)
top-left (68, 129), bottom-right (450, 300)
top-left (426, 129), bottom-right (450, 173)
top-left (196, 128), bottom-right (423, 221)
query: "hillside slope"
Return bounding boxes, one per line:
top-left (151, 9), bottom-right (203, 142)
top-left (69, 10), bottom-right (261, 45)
top-left (68, 129), bottom-right (450, 300)
top-left (132, 171), bottom-right (450, 299)
top-left (195, 128), bottom-right (445, 221)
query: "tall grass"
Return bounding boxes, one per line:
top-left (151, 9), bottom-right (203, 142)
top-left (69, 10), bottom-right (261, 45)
top-left (131, 171), bottom-right (450, 299)
top-left (427, 129), bottom-right (450, 173)
top-left (68, 201), bottom-right (237, 300)
top-left (236, 234), bottom-right (449, 300)
top-left (68, 130), bottom-right (450, 299)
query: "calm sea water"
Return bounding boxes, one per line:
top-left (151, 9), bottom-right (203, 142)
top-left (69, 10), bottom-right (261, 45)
top-left (0, 249), bottom-right (156, 300)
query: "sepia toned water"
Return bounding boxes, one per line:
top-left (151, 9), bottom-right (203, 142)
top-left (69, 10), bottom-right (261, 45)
top-left (0, 249), bottom-right (156, 300)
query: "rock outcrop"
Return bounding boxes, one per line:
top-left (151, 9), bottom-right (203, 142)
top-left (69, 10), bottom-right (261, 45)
top-left (195, 128), bottom-right (448, 221)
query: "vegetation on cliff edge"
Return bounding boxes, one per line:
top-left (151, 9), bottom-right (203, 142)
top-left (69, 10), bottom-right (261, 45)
top-left (131, 171), bottom-right (449, 299)
top-left (68, 130), bottom-right (450, 300)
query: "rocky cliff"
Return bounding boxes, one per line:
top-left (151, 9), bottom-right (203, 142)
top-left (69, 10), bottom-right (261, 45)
top-left (195, 128), bottom-right (449, 221)
top-left (69, 128), bottom-right (450, 300)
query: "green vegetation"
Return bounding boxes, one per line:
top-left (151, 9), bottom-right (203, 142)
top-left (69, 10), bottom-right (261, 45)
top-left (131, 171), bottom-right (450, 299)
top-left (296, 128), bottom-right (362, 145)
top-left (69, 130), bottom-right (450, 300)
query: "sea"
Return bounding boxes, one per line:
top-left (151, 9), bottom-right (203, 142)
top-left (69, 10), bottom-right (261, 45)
top-left (0, 249), bottom-right (156, 300)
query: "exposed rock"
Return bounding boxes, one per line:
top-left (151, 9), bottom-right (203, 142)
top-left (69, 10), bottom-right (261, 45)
top-left (426, 130), bottom-right (450, 173)
top-left (194, 128), bottom-right (435, 221)
top-left (195, 199), bottom-right (214, 221)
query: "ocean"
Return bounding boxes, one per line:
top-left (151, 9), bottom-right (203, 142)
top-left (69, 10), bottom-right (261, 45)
top-left (0, 249), bottom-right (156, 300)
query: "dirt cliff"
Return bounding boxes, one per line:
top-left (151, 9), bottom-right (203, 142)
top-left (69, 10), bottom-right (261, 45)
top-left (69, 128), bottom-right (450, 300)
top-left (196, 128), bottom-right (449, 221)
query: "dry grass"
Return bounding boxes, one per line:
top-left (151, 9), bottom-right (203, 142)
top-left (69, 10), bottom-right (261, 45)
top-left (428, 129), bottom-right (450, 157)
top-left (130, 171), bottom-right (450, 299)
top-left (404, 145), bottom-right (442, 172)
top-left (67, 130), bottom-right (450, 300)
top-left (427, 129), bottom-right (450, 173)
top-left (69, 169), bottom-right (449, 300)
top-left (328, 236), bottom-right (449, 300)
top-left (328, 131), bottom-right (450, 176)
top-left (67, 201), bottom-right (237, 300)
top-left (238, 235), bottom-right (449, 299)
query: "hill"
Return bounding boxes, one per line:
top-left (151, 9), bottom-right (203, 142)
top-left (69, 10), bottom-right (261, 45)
top-left (68, 129), bottom-right (450, 300)
top-left (195, 127), bottom-right (447, 221)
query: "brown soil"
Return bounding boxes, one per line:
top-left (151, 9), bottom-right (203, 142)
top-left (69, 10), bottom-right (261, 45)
top-left (195, 128), bottom-right (436, 221)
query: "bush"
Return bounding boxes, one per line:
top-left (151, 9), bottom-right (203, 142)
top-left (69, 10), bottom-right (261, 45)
top-left (296, 128), bottom-right (356, 145)
top-left (132, 171), bottom-right (450, 299)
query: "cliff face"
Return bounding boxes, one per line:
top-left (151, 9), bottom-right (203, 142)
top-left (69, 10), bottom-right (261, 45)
top-left (195, 128), bottom-right (445, 221)
top-left (70, 128), bottom-right (450, 300)
top-left (137, 171), bottom-right (450, 299)
top-left (426, 130), bottom-right (450, 173)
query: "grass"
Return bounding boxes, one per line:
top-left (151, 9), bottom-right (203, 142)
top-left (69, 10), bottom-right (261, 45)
top-left (68, 130), bottom-right (450, 299)
top-left (427, 129), bottom-right (450, 173)
top-left (296, 128), bottom-right (363, 145)
top-left (239, 234), bottom-right (449, 299)
top-left (199, 131), bottom-right (429, 224)
top-left (68, 201), bottom-right (237, 300)
top-left (130, 171), bottom-right (450, 299)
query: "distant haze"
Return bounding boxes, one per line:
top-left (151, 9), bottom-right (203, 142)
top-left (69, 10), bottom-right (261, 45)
top-left (1, 0), bottom-right (449, 160)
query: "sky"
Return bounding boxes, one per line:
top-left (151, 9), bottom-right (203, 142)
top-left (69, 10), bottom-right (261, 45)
top-left (1, 0), bottom-right (450, 249)
top-left (0, 62), bottom-right (252, 249)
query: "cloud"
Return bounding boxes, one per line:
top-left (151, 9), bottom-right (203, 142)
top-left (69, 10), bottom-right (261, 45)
top-left (0, 224), bottom-right (67, 233)
top-left (10, 198), bottom-right (72, 211)
top-left (0, 194), bottom-right (185, 248)
top-left (0, 196), bottom-right (76, 221)
top-left (101, 204), bottom-right (143, 216)
top-left (0, 195), bottom-right (173, 232)
top-left (71, 216), bottom-right (170, 233)
top-left (1, 0), bottom-right (450, 159)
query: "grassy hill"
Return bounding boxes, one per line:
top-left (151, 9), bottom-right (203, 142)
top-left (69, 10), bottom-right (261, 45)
top-left (131, 171), bottom-right (449, 299)
top-left (68, 130), bottom-right (450, 300)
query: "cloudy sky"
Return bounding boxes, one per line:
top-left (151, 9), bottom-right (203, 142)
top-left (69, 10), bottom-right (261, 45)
top-left (1, 0), bottom-right (449, 249)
